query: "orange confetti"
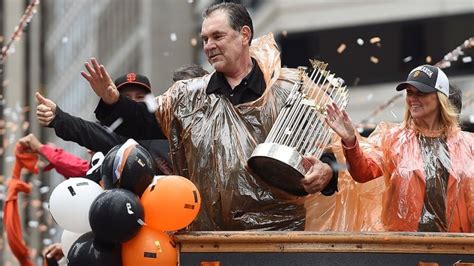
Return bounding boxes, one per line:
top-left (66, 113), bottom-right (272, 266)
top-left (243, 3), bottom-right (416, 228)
top-left (426, 56), bottom-right (432, 63)
top-left (337, 43), bottom-right (346, 54)
top-left (370, 37), bottom-right (381, 44)
top-left (190, 38), bottom-right (197, 47)
top-left (370, 56), bottom-right (379, 64)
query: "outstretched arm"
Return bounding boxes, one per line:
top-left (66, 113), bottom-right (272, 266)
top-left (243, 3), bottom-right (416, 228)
top-left (324, 102), bottom-right (383, 183)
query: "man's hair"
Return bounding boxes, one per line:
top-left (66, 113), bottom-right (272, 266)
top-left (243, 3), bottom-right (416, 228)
top-left (202, 2), bottom-right (253, 45)
top-left (172, 64), bottom-right (209, 82)
top-left (449, 83), bottom-right (462, 114)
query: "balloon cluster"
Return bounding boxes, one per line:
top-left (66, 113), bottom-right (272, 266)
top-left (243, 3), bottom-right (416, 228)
top-left (48, 140), bottom-right (201, 265)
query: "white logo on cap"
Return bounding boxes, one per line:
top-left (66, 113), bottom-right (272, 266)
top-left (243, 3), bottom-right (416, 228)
top-left (412, 66), bottom-right (433, 78)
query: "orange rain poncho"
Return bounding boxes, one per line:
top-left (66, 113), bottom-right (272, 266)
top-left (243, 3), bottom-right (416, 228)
top-left (4, 144), bottom-right (38, 266)
top-left (304, 135), bottom-right (385, 232)
top-left (341, 122), bottom-right (474, 232)
top-left (154, 33), bottom-right (306, 230)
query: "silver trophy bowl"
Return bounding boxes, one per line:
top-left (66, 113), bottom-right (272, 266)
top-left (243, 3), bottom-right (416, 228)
top-left (247, 143), bottom-right (307, 196)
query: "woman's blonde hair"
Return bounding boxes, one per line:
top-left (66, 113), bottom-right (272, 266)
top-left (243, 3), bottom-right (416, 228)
top-left (403, 91), bottom-right (460, 135)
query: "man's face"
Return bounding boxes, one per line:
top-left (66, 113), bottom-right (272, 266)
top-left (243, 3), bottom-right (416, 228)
top-left (201, 11), bottom-right (246, 74)
top-left (119, 86), bottom-right (148, 102)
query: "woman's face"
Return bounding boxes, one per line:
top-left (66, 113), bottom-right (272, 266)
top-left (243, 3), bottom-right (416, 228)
top-left (405, 85), bottom-right (440, 120)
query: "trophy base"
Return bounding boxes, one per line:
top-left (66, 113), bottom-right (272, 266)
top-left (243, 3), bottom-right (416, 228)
top-left (247, 143), bottom-right (308, 196)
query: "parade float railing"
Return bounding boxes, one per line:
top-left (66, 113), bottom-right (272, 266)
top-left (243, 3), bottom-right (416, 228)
top-left (175, 231), bottom-right (474, 265)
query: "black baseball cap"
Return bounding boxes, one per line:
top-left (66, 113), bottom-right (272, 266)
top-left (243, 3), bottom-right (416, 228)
top-left (396, 65), bottom-right (449, 97)
top-left (114, 73), bottom-right (151, 93)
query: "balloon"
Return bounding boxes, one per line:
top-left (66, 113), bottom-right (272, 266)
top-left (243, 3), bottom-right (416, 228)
top-left (49, 177), bottom-right (103, 233)
top-left (89, 188), bottom-right (144, 243)
top-left (60, 230), bottom-right (83, 259)
top-left (101, 141), bottom-right (155, 196)
top-left (122, 226), bottom-right (177, 266)
top-left (141, 175), bottom-right (201, 231)
top-left (67, 231), bottom-right (122, 266)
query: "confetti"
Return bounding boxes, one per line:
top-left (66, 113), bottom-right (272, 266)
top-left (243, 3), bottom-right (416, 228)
top-left (366, 93), bottom-right (373, 101)
top-left (426, 56), bottom-right (432, 63)
top-left (370, 56), bottom-right (379, 64)
top-left (187, 0), bottom-right (193, 3)
top-left (403, 56), bottom-right (412, 63)
top-left (370, 37), bottom-right (381, 44)
top-left (281, 30), bottom-right (288, 38)
top-left (390, 110), bottom-right (398, 118)
top-left (61, 36), bottom-right (69, 43)
top-left (28, 220), bottom-right (39, 228)
top-left (39, 186), bottom-right (50, 194)
top-left (356, 38), bottom-right (364, 46)
top-left (170, 33), bottom-right (177, 42)
top-left (470, 114), bottom-right (474, 123)
top-left (462, 56), bottom-right (472, 63)
top-left (190, 37), bottom-right (197, 47)
top-left (336, 43), bottom-right (346, 54)
top-left (42, 238), bottom-right (53, 246)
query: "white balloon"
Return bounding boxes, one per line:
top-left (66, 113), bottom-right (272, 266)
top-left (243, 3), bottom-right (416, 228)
top-left (49, 178), bottom-right (103, 233)
top-left (60, 230), bottom-right (83, 258)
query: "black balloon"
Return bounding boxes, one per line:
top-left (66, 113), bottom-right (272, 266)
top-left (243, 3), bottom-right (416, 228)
top-left (67, 231), bottom-right (122, 266)
top-left (101, 143), bottom-right (155, 196)
top-left (89, 188), bottom-right (144, 243)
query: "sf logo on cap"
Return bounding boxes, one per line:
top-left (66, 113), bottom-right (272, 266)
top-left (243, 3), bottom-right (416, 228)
top-left (127, 73), bottom-right (137, 82)
top-left (413, 71), bottom-right (420, 78)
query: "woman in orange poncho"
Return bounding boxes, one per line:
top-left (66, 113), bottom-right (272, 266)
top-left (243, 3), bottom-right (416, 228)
top-left (323, 65), bottom-right (473, 232)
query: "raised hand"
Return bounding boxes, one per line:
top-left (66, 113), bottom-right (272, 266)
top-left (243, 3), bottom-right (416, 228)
top-left (325, 102), bottom-right (356, 147)
top-left (81, 57), bottom-right (119, 105)
top-left (36, 92), bottom-right (57, 127)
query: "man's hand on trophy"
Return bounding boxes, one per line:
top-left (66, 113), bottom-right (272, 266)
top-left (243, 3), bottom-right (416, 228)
top-left (325, 102), bottom-right (356, 147)
top-left (301, 156), bottom-right (332, 194)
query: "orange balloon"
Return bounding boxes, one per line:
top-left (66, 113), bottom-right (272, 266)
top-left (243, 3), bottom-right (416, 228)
top-left (122, 226), bottom-right (177, 266)
top-left (141, 175), bottom-right (201, 231)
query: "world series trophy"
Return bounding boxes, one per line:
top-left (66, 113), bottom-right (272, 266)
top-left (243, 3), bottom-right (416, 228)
top-left (247, 60), bottom-right (349, 196)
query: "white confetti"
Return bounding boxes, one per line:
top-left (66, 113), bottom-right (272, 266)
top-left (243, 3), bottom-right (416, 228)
top-left (366, 93), bottom-right (373, 101)
top-left (403, 56), bottom-right (412, 63)
top-left (390, 110), bottom-right (398, 118)
top-left (187, 0), bottom-right (193, 3)
top-left (42, 202), bottom-right (49, 210)
top-left (356, 38), bottom-right (364, 46)
top-left (42, 238), bottom-right (53, 246)
top-left (28, 220), bottom-right (39, 228)
top-left (39, 186), bottom-right (50, 194)
top-left (144, 94), bottom-right (158, 113)
top-left (61, 36), bottom-right (68, 43)
top-left (49, 227), bottom-right (57, 235)
top-left (462, 56), bottom-right (472, 63)
top-left (170, 33), bottom-right (177, 42)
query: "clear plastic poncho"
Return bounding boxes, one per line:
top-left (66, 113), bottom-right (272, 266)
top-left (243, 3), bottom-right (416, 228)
top-left (154, 33), bottom-right (306, 231)
top-left (305, 122), bottom-right (474, 232)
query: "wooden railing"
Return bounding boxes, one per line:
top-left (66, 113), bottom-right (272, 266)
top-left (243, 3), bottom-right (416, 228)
top-left (175, 231), bottom-right (474, 265)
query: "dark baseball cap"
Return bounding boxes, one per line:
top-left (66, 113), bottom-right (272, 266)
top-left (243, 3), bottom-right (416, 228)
top-left (114, 73), bottom-right (151, 93)
top-left (396, 65), bottom-right (449, 97)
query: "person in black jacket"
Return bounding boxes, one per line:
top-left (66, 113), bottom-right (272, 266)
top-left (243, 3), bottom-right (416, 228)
top-left (36, 67), bottom-right (209, 175)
